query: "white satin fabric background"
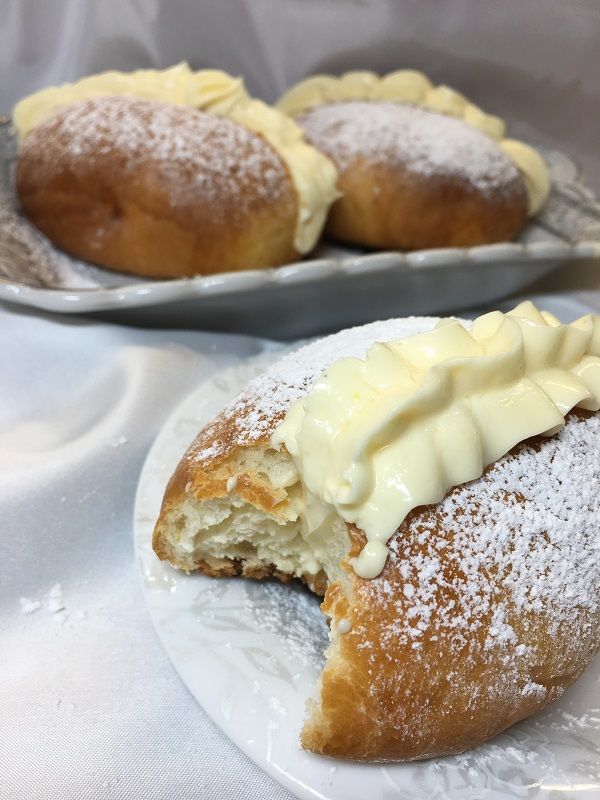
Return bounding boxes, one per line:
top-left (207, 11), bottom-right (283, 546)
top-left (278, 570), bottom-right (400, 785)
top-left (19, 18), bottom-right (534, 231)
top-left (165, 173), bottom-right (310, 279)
top-left (1, 304), bottom-right (299, 800)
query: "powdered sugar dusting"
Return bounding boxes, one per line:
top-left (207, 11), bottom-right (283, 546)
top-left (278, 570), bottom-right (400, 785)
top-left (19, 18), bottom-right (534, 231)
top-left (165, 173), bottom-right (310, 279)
top-left (20, 96), bottom-right (288, 222)
top-left (358, 411), bottom-right (600, 680)
top-left (299, 101), bottom-right (520, 193)
top-left (191, 317), bottom-right (440, 462)
top-left (243, 581), bottom-right (328, 670)
top-left (192, 577), bottom-right (327, 671)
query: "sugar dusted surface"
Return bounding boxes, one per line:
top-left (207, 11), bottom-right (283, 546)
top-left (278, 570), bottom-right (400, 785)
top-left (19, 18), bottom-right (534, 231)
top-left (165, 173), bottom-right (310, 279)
top-left (21, 96), bottom-right (288, 220)
top-left (360, 412), bottom-right (600, 658)
top-left (298, 101), bottom-right (521, 193)
top-left (192, 316), bottom-right (440, 461)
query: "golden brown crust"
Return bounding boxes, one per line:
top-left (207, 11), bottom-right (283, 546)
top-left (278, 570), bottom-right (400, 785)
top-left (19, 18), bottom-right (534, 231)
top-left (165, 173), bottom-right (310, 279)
top-left (152, 446), bottom-right (283, 555)
top-left (16, 96), bottom-right (299, 278)
top-left (298, 101), bottom-right (529, 250)
top-left (325, 157), bottom-right (528, 250)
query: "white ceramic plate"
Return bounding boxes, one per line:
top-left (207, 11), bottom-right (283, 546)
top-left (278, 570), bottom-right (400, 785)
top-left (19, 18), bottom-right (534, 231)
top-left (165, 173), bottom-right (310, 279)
top-left (134, 339), bottom-right (600, 800)
top-left (2, 114), bottom-right (599, 338)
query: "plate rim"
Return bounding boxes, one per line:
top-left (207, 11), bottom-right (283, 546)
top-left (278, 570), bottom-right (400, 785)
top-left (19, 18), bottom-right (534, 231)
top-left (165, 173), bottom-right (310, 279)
top-left (2, 239), bottom-right (600, 314)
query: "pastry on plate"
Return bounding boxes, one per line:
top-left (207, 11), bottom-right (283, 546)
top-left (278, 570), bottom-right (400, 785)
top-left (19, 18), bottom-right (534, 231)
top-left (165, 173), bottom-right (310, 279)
top-left (152, 301), bottom-right (600, 762)
top-left (278, 70), bottom-right (551, 251)
top-left (14, 63), bottom-right (338, 278)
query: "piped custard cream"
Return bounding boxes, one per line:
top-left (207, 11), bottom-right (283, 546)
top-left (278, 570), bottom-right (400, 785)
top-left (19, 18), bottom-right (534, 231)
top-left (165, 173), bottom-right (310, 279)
top-left (12, 62), bottom-right (339, 254)
top-left (278, 70), bottom-right (551, 215)
top-left (272, 302), bottom-right (600, 579)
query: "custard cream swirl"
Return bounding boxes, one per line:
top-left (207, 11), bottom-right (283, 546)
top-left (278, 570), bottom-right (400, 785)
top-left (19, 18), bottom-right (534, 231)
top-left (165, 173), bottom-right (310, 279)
top-left (272, 302), bottom-right (600, 579)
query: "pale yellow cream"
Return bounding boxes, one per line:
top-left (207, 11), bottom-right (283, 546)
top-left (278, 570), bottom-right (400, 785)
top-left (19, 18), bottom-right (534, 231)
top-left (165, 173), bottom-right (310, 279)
top-left (272, 302), bottom-right (600, 579)
top-left (277, 69), bottom-right (550, 215)
top-left (13, 62), bottom-right (339, 254)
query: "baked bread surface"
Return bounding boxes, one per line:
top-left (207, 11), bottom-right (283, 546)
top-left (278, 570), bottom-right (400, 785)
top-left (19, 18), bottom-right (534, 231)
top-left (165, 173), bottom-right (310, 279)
top-left (16, 96), bottom-right (299, 278)
top-left (153, 317), bottom-right (600, 761)
top-left (297, 101), bottom-right (529, 250)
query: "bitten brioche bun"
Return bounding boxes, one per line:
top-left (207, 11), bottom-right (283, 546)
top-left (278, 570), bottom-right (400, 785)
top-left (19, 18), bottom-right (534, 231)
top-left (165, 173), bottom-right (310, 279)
top-left (297, 101), bottom-right (529, 250)
top-left (13, 64), bottom-right (339, 277)
top-left (152, 316), bottom-right (600, 762)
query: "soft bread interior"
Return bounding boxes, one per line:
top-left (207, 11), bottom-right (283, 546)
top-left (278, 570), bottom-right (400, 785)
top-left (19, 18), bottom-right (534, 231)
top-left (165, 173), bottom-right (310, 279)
top-left (154, 444), bottom-right (356, 750)
top-left (156, 445), bottom-right (351, 594)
